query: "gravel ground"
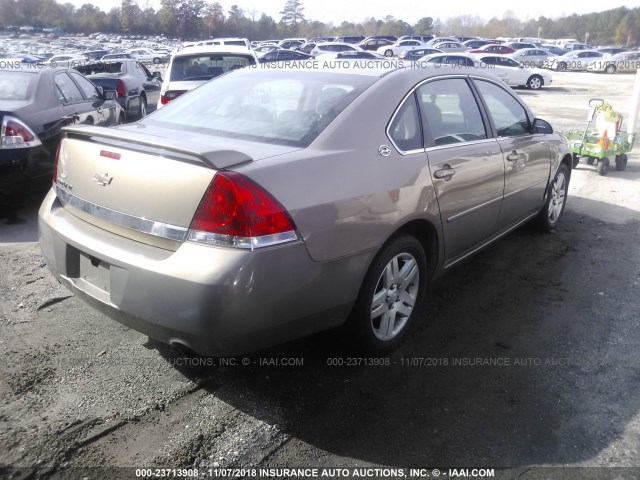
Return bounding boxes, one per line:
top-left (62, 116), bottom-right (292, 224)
top-left (1, 71), bottom-right (640, 480)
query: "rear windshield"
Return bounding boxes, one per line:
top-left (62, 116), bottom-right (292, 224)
top-left (145, 70), bottom-right (375, 147)
top-left (0, 71), bottom-right (37, 100)
top-left (169, 54), bottom-right (256, 82)
top-left (75, 62), bottom-right (125, 76)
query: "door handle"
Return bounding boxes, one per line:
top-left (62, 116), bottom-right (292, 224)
top-left (506, 150), bottom-right (519, 161)
top-left (96, 107), bottom-right (102, 114)
top-left (433, 164), bottom-right (455, 180)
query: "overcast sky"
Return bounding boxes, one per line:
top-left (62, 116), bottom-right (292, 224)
top-left (66, 0), bottom-right (640, 24)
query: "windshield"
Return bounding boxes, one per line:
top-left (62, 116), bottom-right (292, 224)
top-left (169, 54), bottom-right (256, 81)
top-left (145, 70), bottom-right (375, 147)
top-left (0, 71), bottom-right (37, 100)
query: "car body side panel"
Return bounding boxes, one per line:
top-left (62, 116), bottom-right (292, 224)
top-left (426, 140), bottom-right (505, 264)
top-left (495, 135), bottom-right (552, 228)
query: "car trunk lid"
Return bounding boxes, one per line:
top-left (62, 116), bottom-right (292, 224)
top-left (55, 124), bottom-right (298, 250)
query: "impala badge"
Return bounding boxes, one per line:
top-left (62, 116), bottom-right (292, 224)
top-left (93, 172), bottom-right (113, 186)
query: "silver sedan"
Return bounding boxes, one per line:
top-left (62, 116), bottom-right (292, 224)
top-left (39, 65), bottom-right (572, 356)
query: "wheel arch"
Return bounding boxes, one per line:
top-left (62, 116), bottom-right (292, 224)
top-left (364, 218), bottom-right (441, 286)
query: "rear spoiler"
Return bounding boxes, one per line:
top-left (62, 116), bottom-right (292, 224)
top-left (62, 125), bottom-right (253, 169)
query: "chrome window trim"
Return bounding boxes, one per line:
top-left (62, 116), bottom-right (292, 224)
top-left (425, 138), bottom-right (497, 153)
top-left (55, 185), bottom-right (188, 241)
top-left (386, 74), bottom-right (492, 155)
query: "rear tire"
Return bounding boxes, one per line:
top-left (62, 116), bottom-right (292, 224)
top-left (384, 49), bottom-right (393, 57)
top-left (536, 163), bottom-right (569, 231)
top-left (137, 96), bottom-right (147, 119)
top-left (348, 235), bottom-right (426, 354)
top-left (615, 154), bottom-right (627, 171)
top-left (557, 62), bottom-right (567, 71)
top-left (604, 64), bottom-right (616, 74)
top-left (597, 157), bottom-right (609, 176)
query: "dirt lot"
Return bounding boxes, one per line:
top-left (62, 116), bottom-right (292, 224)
top-left (1, 71), bottom-right (640, 480)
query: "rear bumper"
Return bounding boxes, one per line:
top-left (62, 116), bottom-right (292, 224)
top-left (38, 189), bottom-right (366, 356)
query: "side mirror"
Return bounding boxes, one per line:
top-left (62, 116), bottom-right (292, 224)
top-left (152, 71), bottom-right (162, 80)
top-left (96, 86), bottom-right (104, 95)
top-left (104, 90), bottom-right (117, 100)
top-left (532, 118), bottom-right (553, 134)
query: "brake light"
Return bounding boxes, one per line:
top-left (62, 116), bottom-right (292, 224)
top-left (116, 80), bottom-right (127, 98)
top-left (187, 172), bottom-right (298, 250)
top-left (1, 115), bottom-right (42, 149)
top-left (160, 90), bottom-right (187, 105)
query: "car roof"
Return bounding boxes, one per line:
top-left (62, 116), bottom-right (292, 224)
top-left (175, 45), bottom-right (254, 56)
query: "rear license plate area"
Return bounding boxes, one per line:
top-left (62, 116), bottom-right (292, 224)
top-left (79, 252), bottom-right (111, 293)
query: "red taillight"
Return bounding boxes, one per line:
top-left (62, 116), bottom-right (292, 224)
top-left (1, 115), bottom-right (41, 148)
top-left (5, 119), bottom-right (35, 142)
top-left (160, 90), bottom-right (187, 105)
top-left (116, 80), bottom-right (127, 98)
top-left (188, 172), bottom-right (297, 249)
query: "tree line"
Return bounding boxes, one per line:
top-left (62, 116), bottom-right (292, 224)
top-left (0, 0), bottom-right (638, 46)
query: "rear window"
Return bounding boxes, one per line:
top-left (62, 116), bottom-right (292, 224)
top-left (169, 54), bottom-right (256, 81)
top-left (0, 71), bottom-right (37, 100)
top-left (75, 62), bottom-right (125, 76)
top-left (145, 70), bottom-right (375, 147)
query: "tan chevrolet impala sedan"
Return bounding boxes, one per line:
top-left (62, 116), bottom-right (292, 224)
top-left (38, 64), bottom-right (572, 356)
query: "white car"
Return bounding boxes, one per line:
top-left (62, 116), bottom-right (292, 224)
top-left (475, 55), bottom-right (552, 89)
top-left (431, 41), bottom-right (467, 53)
top-left (311, 42), bottom-right (361, 58)
top-left (586, 51), bottom-right (640, 74)
top-left (127, 48), bottom-right (169, 64)
top-left (510, 48), bottom-right (558, 68)
top-left (157, 45), bottom-right (258, 109)
top-left (377, 40), bottom-right (424, 57)
top-left (44, 54), bottom-right (87, 68)
top-left (548, 50), bottom-right (605, 71)
top-left (419, 53), bottom-right (552, 90)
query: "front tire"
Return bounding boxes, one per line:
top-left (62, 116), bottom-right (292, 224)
top-left (557, 62), bottom-right (567, 71)
top-left (527, 75), bottom-right (543, 90)
top-left (349, 235), bottom-right (426, 354)
top-left (384, 49), bottom-right (394, 57)
top-left (536, 163), bottom-right (569, 231)
top-left (597, 157), bottom-right (609, 176)
top-left (604, 64), bottom-right (616, 74)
